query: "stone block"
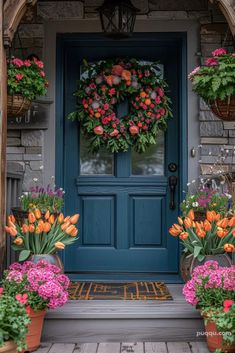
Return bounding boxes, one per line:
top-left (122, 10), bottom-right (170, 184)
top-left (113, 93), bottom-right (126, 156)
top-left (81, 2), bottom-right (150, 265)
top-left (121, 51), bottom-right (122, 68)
top-left (23, 154), bottom-right (42, 161)
top-left (148, 11), bottom-right (188, 19)
top-left (199, 110), bottom-right (219, 121)
top-left (6, 147), bottom-right (25, 154)
top-left (7, 138), bottom-right (21, 146)
top-left (30, 161), bottom-right (44, 171)
top-left (22, 166), bottom-right (43, 192)
top-left (201, 145), bottom-right (226, 156)
top-left (38, 1), bottom-right (84, 19)
top-left (7, 161), bottom-right (25, 174)
top-left (223, 122), bottom-right (235, 130)
top-left (201, 23), bottom-right (228, 35)
top-left (21, 130), bottom-right (43, 147)
top-left (7, 130), bottom-right (21, 137)
top-left (21, 4), bottom-right (38, 23)
top-left (18, 24), bottom-right (44, 38)
top-left (200, 98), bottom-right (210, 110)
top-left (26, 147), bottom-right (42, 154)
top-left (7, 154), bottom-right (23, 161)
top-left (200, 34), bottom-right (222, 44)
top-left (229, 130), bottom-right (235, 137)
top-left (200, 121), bottom-right (227, 137)
top-left (149, 0), bottom-right (208, 11)
top-left (200, 156), bottom-right (234, 164)
top-left (229, 138), bottom-right (235, 145)
top-left (200, 137), bottom-right (228, 144)
top-left (200, 164), bottom-right (230, 175)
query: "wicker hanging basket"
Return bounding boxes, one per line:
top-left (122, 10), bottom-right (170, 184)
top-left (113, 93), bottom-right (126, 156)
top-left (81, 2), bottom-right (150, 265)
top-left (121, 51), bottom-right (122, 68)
top-left (7, 94), bottom-right (32, 117)
top-left (209, 96), bottom-right (235, 121)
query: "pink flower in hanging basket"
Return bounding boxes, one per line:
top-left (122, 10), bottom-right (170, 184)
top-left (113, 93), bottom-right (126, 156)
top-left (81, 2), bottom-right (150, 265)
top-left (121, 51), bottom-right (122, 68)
top-left (16, 73), bottom-right (24, 81)
top-left (212, 48), bottom-right (227, 57)
top-left (205, 57), bottom-right (218, 66)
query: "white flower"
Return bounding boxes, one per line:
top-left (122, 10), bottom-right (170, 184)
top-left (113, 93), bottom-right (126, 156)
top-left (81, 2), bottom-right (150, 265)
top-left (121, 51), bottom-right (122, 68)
top-left (225, 193), bottom-right (232, 199)
top-left (191, 180), bottom-right (196, 183)
top-left (192, 202), bottom-right (199, 207)
top-left (33, 178), bottom-right (38, 182)
top-left (40, 165), bottom-right (44, 170)
top-left (190, 196), bottom-right (194, 199)
top-left (187, 182), bottom-right (191, 186)
top-left (91, 101), bottom-right (100, 110)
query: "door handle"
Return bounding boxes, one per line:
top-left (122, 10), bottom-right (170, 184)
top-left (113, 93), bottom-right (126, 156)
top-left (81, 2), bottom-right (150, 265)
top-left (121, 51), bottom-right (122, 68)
top-left (168, 175), bottom-right (178, 210)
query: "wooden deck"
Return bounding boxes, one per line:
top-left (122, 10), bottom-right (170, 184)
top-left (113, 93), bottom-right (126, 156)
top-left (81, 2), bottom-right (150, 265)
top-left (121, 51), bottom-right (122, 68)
top-left (35, 342), bottom-right (210, 353)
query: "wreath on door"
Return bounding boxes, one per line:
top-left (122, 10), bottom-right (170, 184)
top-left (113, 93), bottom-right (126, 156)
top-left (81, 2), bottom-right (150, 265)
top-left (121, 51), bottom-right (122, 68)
top-left (68, 58), bottom-right (172, 153)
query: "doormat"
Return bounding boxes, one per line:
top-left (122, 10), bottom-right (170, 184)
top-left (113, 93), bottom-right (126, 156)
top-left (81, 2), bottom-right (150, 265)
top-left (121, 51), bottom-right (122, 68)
top-left (68, 282), bottom-right (172, 300)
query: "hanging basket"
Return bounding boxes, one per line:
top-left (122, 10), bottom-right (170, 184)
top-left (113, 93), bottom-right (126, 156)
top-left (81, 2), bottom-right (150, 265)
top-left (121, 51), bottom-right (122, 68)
top-left (7, 94), bottom-right (32, 117)
top-left (209, 96), bottom-right (235, 121)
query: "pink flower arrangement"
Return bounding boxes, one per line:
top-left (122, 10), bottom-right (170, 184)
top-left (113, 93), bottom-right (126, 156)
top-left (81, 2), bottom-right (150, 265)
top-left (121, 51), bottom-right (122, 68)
top-left (3, 260), bottom-right (70, 311)
top-left (212, 48), bottom-right (227, 56)
top-left (183, 261), bottom-right (235, 309)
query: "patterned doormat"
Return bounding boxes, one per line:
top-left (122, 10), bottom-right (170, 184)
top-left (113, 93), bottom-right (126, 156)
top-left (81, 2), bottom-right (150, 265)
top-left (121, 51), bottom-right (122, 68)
top-left (68, 282), bottom-right (172, 300)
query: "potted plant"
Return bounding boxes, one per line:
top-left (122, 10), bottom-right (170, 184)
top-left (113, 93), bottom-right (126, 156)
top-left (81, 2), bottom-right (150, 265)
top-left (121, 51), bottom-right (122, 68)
top-left (189, 48), bottom-right (235, 121)
top-left (7, 57), bottom-right (48, 117)
top-left (169, 210), bottom-right (235, 281)
top-left (2, 260), bottom-right (70, 352)
top-left (0, 292), bottom-right (30, 352)
top-left (183, 261), bottom-right (235, 352)
top-left (5, 210), bottom-right (79, 266)
top-left (12, 178), bottom-right (65, 225)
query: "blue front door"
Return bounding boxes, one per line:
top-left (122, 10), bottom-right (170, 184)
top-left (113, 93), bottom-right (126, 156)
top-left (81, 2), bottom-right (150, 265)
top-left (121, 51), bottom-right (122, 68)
top-left (57, 34), bottom-right (187, 281)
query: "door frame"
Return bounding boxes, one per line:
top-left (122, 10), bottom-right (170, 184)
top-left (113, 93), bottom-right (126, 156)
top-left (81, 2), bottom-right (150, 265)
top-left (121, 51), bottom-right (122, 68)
top-left (55, 32), bottom-right (188, 281)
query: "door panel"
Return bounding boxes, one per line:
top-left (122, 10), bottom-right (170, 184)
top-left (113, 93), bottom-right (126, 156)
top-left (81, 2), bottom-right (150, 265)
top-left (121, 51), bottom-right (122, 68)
top-left (57, 33), bottom-right (185, 280)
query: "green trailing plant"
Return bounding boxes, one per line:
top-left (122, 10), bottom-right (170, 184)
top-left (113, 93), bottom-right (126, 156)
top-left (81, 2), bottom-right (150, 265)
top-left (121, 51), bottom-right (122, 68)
top-left (0, 293), bottom-right (30, 352)
top-left (7, 57), bottom-right (48, 100)
top-left (189, 48), bottom-right (235, 102)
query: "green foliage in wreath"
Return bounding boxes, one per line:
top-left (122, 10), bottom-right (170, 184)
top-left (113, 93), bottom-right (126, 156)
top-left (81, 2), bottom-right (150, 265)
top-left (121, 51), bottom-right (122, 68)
top-left (68, 58), bottom-right (172, 153)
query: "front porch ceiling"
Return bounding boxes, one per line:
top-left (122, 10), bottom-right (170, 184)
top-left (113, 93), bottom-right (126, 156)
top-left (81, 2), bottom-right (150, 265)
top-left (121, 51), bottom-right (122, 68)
top-left (2, 0), bottom-right (235, 47)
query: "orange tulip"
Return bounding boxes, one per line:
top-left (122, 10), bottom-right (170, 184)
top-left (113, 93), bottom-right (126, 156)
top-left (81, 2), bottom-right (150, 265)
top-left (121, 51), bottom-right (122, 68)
top-left (206, 211), bottom-right (214, 222)
top-left (61, 221), bottom-right (70, 231)
top-left (169, 227), bottom-right (179, 236)
top-left (70, 214), bottom-right (80, 225)
top-left (65, 225), bottom-right (76, 235)
top-left (173, 224), bottom-right (183, 232)
top-left (224, 243), bottom-right (235, 252)
top-left (9, 227), bottom-right (17, 237)
top-left (22, 224), bottom-right (29, 234)
top-left (58, 213), bottom-right (64, 224)
top-left (121, 69), bottom-right (131, 81)
top-left (14, 237), bottom-right (23, 245)
top-left (48, 214), bottom-right (55, 225)
top-left (55, 241), bottom-right (65, 250)
top-left (179, 232), bottom-right (189, 240)
top-left (217, 228), bottom-right (229, 238)
top-left (217, 218), bottom-right (229, 228)
top-left (184, 217), bottom-right (192, 228)
top-left (178, 217), bottom-right (183, 225)
top-left (8, 220), bottom-right (16, 229)
top-left (43, 222), bottom-right (51, 233)
top-left (34, 208), bottom-right (41, 219)
top-left (228, 217), bottom-right (235, 227)
top-left (28, 224), bottom-right (35, 233)
top-left (45, 210), bottom-right (50, 220)
top-left (70, 228), bottom-right (78, 237)
top-left (8, 215), bottom-right (16, 224)
top-left (187, 210), bottom-right (195, 221)
top-left (5, 226), bottom-right (12, 234)
top-left (64, 216), bottom-right (71, 223)
top-left (28, 212), bottom-right (36, 224)
top-left (204, 220), bottom-right (212, 232)
top-left (36, 225), bottom-right (43, 234)
top-left (196, 229), bottom-right (206, 238)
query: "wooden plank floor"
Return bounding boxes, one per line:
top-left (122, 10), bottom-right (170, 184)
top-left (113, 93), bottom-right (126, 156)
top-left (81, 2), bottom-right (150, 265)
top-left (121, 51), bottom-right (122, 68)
top-left (35, 342), bottom-right (210, 353)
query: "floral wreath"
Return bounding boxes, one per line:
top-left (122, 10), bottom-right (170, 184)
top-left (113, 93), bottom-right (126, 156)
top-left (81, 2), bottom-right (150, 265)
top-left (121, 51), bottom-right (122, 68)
top-left (68, 58), bottom-right (172, 153)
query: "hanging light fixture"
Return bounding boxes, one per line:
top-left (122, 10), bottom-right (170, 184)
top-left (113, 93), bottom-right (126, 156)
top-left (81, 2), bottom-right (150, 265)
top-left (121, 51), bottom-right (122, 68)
top-left (97, 0), bottom-right (140, 39)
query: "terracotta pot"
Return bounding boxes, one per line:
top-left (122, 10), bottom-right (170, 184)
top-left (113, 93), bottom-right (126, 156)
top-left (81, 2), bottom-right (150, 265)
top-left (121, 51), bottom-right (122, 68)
top-left (29, 254), bottom-right (64, 272)
top-left (24, 308), bottom-right (46, 352)
top-left (0, 341), bottom-right (17, 353)
top-left (7, 94), bottom-right (32, 117)
top-left (203, 317), bottom-right (235, 352)
top-left (180, 253), bottom-right (232, 282)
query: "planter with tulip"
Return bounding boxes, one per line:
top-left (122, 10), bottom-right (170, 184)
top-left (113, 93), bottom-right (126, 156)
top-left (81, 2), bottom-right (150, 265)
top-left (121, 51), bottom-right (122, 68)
top-left (169, 210), bottom-right (235, 281)
top-left (0, 292), bottom-right (30, 352)
top-left (7, 57), bottom-right (48, 117)
top-left (5, 210), bottom-right (80, 267)
top-left (1, 260), bottom-right (70, 352)
top-left (189, 48), bottom-right (235, 121)
top-left (183, 261), bottom-right (235, 352)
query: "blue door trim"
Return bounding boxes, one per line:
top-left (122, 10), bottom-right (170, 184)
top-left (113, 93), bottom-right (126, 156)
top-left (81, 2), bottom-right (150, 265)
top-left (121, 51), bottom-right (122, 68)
top-left (55, 33), bottom-right (188, 282)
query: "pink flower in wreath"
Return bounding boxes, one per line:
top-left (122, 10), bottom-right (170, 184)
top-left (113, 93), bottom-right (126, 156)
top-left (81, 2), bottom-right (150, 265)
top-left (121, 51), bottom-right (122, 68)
top-left (205, 57), bottom-right (218, 66)
top-left (16, 73), bottom-right (24, 81)
top-left (109, 88), bottom-right (116, 96)
top-left (157, 87), bottom-right (165, 97)
top-left (155, 96), bottom-right (161, 104)
top-left (0, 288), bottom-right (4, 295)
top-left (12, 58), bottom-right (24, 67)
top-left (112, 65), bottom-right (124, 76)
top-left (212, 48), bottom-right (227, 57)
top-left (103, 103), bottom-right (109, 111)
top-left (40, 71), bottom-right (46, 77)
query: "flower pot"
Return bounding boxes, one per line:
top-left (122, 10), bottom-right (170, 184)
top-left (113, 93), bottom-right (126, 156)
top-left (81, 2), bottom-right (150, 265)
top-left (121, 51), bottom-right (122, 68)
top-left (203, 317), bottom-right (235, 352)
top-left (7, 95), bottom-right (31, 117)
top-left (11, 207), bottom-right (60, 226)
top-left (194, 210), bottom-right (206, 222)
top-left (29, 254), bottom-right (64, 272)
top-left (0, 341), bottom-right (17, 353)
top-left (180, 253), bottom-right (232, 282)
top-left (209, 96), bottom-right (235, 121)
top-left (24, 308), bottom-right (46, 352)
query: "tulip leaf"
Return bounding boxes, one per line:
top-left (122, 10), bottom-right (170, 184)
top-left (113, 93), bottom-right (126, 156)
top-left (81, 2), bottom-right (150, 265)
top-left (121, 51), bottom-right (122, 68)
top-left (19, 250), bottom-right (31, 262)
top-left (194, 246), bottom-right (203, 258)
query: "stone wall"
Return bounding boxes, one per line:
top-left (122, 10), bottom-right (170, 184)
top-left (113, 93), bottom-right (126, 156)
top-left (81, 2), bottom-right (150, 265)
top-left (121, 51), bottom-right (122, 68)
top-left (7, 0), bottom-right (235, 191)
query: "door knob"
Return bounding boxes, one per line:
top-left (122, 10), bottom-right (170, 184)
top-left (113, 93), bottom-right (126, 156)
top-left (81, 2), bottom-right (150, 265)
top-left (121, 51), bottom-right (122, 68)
top-left (168, 163), bottom-right (178, 173)
top-left (168, 175), bottom-right (178, 210)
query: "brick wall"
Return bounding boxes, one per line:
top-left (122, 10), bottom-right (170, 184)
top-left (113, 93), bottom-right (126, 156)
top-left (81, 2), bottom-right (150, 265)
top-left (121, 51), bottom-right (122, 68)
top-left (7, 0), bottom-right (234, 190)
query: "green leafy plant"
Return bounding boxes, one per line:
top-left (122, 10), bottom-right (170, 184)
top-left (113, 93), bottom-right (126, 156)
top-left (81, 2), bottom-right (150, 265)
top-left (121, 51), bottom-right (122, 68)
top-left (6, 211), bottom-right (79, 261)
top-left (0, 293), bottom-right (30, 351)
top-left (189, 48), bottom-right (235, 102)
top-left (7, 57), bottom-right (48, 100)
